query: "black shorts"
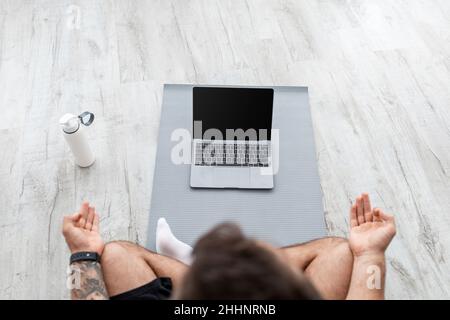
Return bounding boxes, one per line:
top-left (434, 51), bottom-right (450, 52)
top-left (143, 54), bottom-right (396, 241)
top-left (110, 277), bottom-right (172, 300)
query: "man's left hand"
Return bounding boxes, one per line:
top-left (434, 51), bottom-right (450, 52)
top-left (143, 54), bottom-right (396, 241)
top-left (62, 202), bottom-right (105, 255)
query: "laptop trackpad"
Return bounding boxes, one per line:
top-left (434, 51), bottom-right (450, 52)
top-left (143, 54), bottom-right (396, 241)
top-left (214, 167), bottom-right (250, 188)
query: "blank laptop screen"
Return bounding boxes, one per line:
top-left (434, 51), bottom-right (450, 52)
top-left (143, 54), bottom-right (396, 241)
top-left (193, 87), bottom-right (274, 140)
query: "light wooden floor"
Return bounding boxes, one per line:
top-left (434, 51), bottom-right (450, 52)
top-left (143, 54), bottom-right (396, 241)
top-left (0, 0), bottom-right (449, 299)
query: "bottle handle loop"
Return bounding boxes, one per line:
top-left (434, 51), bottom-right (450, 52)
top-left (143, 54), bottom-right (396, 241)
top-left (78, 111), bottom-right (94, 126)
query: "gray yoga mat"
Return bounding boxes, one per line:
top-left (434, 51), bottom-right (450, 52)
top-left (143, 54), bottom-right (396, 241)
top-left (147, 84), bottom-right (327, 249)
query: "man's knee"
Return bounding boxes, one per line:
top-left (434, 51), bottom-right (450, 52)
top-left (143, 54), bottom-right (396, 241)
top-left (101, 241), bottom-right (137, 266)
top-left (323, 237), bottom-right (348, 247)
top-left (322, 237), bottom-right (353, 260)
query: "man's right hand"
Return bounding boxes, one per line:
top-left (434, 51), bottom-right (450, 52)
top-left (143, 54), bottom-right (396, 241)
top-left (62, 202), bottom-right (105, 255)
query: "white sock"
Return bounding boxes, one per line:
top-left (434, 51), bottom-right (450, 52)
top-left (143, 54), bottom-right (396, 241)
top-left (156, 217), bottom-right (193, 265)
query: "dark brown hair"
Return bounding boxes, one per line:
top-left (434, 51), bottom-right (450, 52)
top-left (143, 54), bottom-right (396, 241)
top-left (177, 223), bottom-right (321, 299)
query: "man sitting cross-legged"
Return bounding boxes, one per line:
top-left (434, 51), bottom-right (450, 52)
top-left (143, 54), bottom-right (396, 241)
top-left (62, 193), bottom-right (396, 300)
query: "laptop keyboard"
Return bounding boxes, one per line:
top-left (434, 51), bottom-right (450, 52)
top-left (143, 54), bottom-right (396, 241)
top-left (194, 141), bottom-right (270, 167)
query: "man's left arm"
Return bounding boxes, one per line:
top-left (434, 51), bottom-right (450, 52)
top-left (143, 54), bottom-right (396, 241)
top-left (69, 261), bottom-right (108, 300)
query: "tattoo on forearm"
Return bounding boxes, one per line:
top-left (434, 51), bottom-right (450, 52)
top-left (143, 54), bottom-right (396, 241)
top-left (68, 261), bottom-right (109, 300)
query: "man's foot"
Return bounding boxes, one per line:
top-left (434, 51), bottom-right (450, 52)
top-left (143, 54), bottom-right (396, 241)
top-left (156, 218), bottom-right (193, 265)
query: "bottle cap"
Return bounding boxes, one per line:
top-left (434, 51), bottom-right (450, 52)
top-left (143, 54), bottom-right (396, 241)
top-left (59, 113), bottom-right (80, 133)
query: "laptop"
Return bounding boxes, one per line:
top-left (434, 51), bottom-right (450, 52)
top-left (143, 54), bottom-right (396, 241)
top-left (190, 87), bottom-right (274, 189)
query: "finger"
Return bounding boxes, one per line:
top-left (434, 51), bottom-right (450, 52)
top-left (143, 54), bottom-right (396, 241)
top-left (92, 213), bottom-right (100, 233)
top-left (78, 201), bottom-right (89, 228)
top-left (362, 193), bottom-right (373, 222)
top-left (85, 206), bottom-right (95, 231)
top-left (63, 215), bottom-right (74, 228)
top-left (62, 213), bottom-right (79, 234)
top-left (379, 210), bottom-right (395, 222)
top-left (350, 203), bottom-right (358, 227)
top-left (65, 212), bottom-right (81, 222)
top-left (72, 212), bottom-right (82, 222)
top-left (373, 208), bottom-right (383, 222)
top-left (382, 211), bottom-right (396, 233)
top-left (356, 196), bottom-right (365, 224)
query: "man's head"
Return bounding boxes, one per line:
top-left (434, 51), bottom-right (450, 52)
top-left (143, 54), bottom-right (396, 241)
top-left (175, 223), bottom-right (321, 299)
